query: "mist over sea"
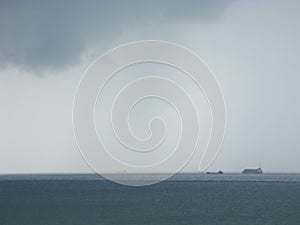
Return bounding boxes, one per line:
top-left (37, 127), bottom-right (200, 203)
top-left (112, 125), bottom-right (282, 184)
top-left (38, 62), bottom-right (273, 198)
top-left (1, 173), bottom-right (300, 225)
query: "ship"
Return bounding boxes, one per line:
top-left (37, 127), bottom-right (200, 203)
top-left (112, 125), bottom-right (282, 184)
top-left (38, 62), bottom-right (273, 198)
top-left (206, 171), bottom-right (224, 174)
top-left (242, 167), bottom-right (263, 174)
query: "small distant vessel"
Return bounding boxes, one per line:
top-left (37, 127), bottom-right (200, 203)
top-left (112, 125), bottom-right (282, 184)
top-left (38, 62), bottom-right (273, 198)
top-left (242, 168), bottom-right (263, 174)
top-left (206, 171), bottom-right (224, 174)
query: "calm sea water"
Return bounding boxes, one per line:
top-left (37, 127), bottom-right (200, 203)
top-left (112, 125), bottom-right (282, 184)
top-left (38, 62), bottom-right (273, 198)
top-left (1, 173), bottom-right (300, 225)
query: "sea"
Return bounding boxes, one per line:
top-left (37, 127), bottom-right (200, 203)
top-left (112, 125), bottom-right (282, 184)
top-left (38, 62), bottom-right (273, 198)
top-left (1, 173), bottom-right (300, 225)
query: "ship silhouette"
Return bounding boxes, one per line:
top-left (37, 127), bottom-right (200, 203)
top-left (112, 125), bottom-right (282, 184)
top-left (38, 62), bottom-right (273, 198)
top-left (242, 167), bottom-right (263, 174)
top-left (206, 170), bottom-right (224, 174)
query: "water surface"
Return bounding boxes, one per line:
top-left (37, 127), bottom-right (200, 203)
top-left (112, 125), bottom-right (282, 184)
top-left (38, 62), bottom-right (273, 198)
top-left (1, 173), bottom-right (300, 225)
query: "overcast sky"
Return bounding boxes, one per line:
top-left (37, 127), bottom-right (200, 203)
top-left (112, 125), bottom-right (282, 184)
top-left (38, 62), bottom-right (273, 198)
top-left (1, 0), bottom-right (300, 174)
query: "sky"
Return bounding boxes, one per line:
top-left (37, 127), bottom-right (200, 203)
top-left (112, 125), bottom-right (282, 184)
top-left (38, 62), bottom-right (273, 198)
top-left (1, 0), bottom-right (300, 174)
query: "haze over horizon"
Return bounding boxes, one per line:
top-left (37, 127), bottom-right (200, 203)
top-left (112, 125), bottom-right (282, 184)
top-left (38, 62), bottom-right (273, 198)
top-left (1, 0), bottom-right (300, 174)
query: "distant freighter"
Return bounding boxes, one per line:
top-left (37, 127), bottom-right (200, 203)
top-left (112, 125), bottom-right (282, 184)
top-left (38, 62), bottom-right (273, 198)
top-left (242, 168), bottom-right (263, 174)
top-left (206, 171), bottom-right (224, 174)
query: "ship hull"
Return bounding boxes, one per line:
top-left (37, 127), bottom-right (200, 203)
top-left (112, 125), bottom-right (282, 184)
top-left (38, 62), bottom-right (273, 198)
top-left (242, 168), bottom-right (263, 174)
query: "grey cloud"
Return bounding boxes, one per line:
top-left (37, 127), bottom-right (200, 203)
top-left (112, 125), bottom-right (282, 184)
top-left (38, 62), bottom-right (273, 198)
top-left (0, 0), bottom-right (230, 72)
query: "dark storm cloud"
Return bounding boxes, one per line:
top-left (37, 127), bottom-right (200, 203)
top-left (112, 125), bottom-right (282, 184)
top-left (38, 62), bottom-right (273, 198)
top-left (0, 0), bottom-right (229, 72)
